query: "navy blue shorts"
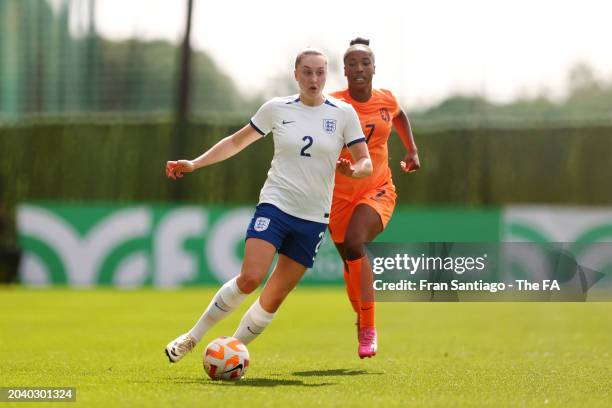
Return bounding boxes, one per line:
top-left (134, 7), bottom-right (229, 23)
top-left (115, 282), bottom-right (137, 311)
top-left (245, 203), bottom-right (327, 268)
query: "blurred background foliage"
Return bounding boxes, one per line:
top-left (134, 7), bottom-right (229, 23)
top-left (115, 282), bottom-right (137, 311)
top-left (1, 0), bottom-right (612, 249)
top-left (2, 0), bottom-right (612, 122)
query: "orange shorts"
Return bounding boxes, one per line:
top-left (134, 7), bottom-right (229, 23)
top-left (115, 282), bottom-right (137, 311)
top-left (328, 183), bottom-right (397, 243)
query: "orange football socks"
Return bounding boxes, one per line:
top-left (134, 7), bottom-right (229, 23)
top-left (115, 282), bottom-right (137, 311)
top-left (346, 256), bottom-right (375, 328)
top-left (343, 262), bottom-right (360, 314)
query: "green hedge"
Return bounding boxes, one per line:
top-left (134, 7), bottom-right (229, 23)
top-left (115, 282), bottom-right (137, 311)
top-left (2, 120), bottom-right (611, 215)
top-left (387, 125), bottom-right (612, 205)
top-left (0, 120), bottom-right (265, 205)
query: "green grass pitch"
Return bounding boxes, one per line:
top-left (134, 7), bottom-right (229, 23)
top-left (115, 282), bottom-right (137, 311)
top-left (1, 287), bottom-right (611, 407)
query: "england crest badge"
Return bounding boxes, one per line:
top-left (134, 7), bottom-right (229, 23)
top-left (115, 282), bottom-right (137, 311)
top-left (323, 119), bottom-right (337, 134)
top-left (254, 217), bottom-right (270, 232)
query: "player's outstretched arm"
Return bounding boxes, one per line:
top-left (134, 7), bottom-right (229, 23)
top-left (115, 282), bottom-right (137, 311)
top-left (165, 124), bottom-right (262, 179)
top-left (337, 142), bottom-right (373, 179)
top-left (392, 109), bottom-right (421, 173)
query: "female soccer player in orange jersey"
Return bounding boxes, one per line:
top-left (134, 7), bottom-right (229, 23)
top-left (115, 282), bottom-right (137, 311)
top-left (329, 38), bottom-right (420, 358)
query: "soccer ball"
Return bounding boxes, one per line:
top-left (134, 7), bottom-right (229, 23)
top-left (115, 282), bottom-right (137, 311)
top-left (203, 336), bottom-right (249, 380)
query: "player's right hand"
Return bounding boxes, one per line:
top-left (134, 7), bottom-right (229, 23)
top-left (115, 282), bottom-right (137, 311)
top-left (165, 160), bottom-right (195, 180)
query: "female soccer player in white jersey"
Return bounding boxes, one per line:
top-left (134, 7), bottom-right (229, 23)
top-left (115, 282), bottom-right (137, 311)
top-left (164, 49), bottom-right (372, 362)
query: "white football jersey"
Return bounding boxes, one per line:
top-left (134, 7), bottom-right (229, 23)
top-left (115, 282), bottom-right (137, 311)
top-left (250, 94), bottom-right (365, 224)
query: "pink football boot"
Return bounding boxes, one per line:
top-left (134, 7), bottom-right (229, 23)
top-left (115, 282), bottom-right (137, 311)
top-left (358, 327), bottom-right (377, 359)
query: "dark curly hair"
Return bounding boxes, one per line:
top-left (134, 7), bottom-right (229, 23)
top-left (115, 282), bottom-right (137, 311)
top-left (350, 37), bottom-right (370, 46)
top-left (344, 37), bottom-right (374, 62)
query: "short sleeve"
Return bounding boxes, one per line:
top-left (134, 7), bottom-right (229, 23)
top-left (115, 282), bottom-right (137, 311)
top-left (343, 104), bottom-right (366, 147)
top-left (250, 99), bottom-right (275, 136)
top-left (383, 89), bottom-right (401, 118)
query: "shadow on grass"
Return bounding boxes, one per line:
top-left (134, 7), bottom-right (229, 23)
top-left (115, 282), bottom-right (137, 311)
top-left (218, 378), bottom-right (333, 387)
top-left (170, 377), bottom-right (333, 387)
top-left (293, 368), bottom-right (381, 377)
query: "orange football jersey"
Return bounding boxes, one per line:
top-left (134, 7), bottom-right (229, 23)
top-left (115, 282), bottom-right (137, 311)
top-left (330, 88), bottom-right (400, 201)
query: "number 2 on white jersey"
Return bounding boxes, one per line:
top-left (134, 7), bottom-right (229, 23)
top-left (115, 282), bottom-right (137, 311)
top-left (301, 136), bottom-right (313, 157)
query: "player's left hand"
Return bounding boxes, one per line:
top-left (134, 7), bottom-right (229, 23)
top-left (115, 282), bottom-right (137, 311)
top-left (336, 158), bottom-right (355, 177)
top-left (400, 151), bottom-right (420, 173)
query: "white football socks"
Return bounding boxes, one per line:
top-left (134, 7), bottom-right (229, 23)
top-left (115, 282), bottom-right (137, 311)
top-left (188, 277), bottom-right (248, 342)
top-left (233, 298), bottom-right (275, 345)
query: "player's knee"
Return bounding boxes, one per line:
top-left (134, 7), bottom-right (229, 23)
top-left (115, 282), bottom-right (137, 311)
top-left (343, 230), bottom-right (367, 260)
top-left (236, 273), bottom-right (263, 294)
